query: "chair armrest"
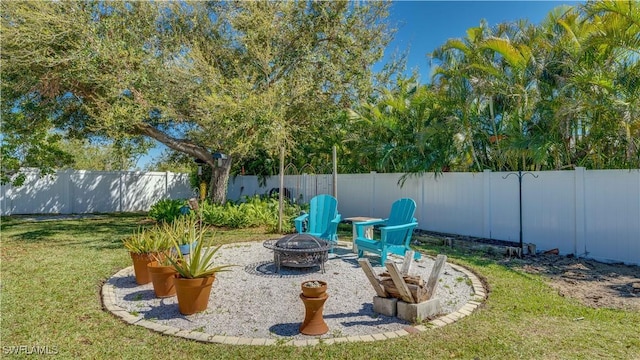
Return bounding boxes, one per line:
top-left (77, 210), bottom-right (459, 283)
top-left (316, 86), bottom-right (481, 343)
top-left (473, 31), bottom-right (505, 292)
top-left (294, 213), bottom-right (309, 233)
top-left (379, 222), bottom-right (418, 246)
top-left (354, 219), bottom-right (386, 238)
top-left (323, 214), bottom-right (341, 241)
top-left (380, 222), bottom-right (418, 235)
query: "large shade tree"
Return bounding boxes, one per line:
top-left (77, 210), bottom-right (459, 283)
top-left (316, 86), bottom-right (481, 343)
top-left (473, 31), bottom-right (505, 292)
top-left (1, 1), bottom-right (393, 202)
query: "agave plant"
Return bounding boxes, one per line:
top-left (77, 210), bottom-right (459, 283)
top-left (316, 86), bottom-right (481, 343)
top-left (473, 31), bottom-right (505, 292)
top-left (167, 228), bottom-right (234, 279)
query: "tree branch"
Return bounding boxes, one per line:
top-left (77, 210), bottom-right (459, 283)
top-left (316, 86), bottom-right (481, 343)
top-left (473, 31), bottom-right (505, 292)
top-left (134, 123), bottom-right (215, 165)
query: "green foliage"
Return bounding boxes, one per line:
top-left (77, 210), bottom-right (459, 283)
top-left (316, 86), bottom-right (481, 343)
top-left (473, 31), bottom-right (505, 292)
top-left (122, 226), bottom-right (171, 254)
top-left (0, 112), bottom-right (74, 186)
top-left (162, 215), bottom-right (200, 246)
top-left (58, 138), bottom-right (152, 171)
top-left (167, 233), bottom-right (234, 279)
top-left (345, 2), bottom-right (640, 175)
top-left (148, 199), bottom-right (187, 224)
top-left (200, 195), bottom-right (301, 232)
top-left (348, 76), bottom-right (455, 174)
top-left (1, 1), bottom-right (393, 202)
top-left (147, 195), bottom-right (302, 232)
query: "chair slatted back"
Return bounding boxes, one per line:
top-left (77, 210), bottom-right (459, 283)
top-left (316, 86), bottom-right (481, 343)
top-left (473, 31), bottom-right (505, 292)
top-left (308, 194), bottom-right (338, 237)
top-left (385, 198), bottom-right (416, 245)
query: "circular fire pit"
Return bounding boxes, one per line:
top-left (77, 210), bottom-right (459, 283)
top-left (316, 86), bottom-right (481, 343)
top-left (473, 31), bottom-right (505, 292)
top-left (263, 234), bottom-right (333, 273)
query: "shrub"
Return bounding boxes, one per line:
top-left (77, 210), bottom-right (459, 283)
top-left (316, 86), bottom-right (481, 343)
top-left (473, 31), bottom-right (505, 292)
top-left (148, 199), bottom-right (187, 223)
top-left (199, 195), bottom-right (303, 232)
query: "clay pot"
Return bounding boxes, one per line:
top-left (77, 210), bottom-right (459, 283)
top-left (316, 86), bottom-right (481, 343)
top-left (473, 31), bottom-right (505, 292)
top-left (147, 262), bottom-right (178, 298)
top-left (300, 293), bottom-right (329, 335)
top-left (130, 252), bottom-right (157, 285)
top-left (174, 276), bottom-right (215, 315)
top-left (301, 280), bottom-right (327, 298)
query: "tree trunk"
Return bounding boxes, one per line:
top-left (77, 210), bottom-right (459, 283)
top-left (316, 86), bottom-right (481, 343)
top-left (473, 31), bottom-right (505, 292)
top-left (209, 157), bottom-right (232, 204)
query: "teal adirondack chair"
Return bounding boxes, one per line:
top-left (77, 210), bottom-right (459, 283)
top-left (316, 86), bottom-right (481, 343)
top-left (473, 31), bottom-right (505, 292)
top-left (294, 194), bottom-right (341, 244)
top-left (355, 198), bottom-right (421, 264)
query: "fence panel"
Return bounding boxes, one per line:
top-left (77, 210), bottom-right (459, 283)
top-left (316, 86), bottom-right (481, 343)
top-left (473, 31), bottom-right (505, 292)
top-left (583, 170), bottom-right (640, 264)
top-left (2, 170), bottom-right (69, 214)
top-left (521, 171), bottom-right (576, 254)
top-left (336, 174), bottom-right (375, 218)
top-left (487, 172), bottom-right (520, 242)
top-left (421, 172), bottom-right (486, 237)
top-left (369, 173), bottom-right (406, 218)
top-left (69, 171), bottom-right (121, 213)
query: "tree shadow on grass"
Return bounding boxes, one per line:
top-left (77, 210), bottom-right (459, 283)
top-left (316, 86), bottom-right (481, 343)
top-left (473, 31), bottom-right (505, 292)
top-left (3, 215), bottom-right (149, 252)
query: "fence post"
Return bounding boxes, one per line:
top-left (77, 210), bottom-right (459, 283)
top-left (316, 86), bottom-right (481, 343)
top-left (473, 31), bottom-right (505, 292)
top-left (370, 171), bottom-right (376, 217)
top-left (120, 171), bottom-right (126, 212)
top-left (483, 169), bottom-right (492, 239)
top-left (574, 167), bottom-right (586, 257)
top-left (61, 170), bottom-right (71, 214)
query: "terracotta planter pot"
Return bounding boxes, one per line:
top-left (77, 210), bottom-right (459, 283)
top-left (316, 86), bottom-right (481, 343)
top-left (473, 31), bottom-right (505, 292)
top-left (300, 293), bottom-right (329, 335)
top-left (147, 262), bottom-right (178, 298)
top-left (174, 276), bottom-right (215, 315)
top-left (130, 252), bottom-right (157, 285)
top-left (301, 280), bottom-right (327, 298)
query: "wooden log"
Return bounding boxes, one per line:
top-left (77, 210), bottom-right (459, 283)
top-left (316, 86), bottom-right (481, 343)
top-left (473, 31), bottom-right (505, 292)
top-left (380, 279), bottom-right (429, 303)
top-left (378, 273), bottom-right (424, 287)
top-left (384, 261), bottom-right (415, 303)
top-left (424, 254), bottom-right (447, 300)
top-left (358, 258), bottom-right (388, 298)
top-left (401, 251), bottom-right (414, 274)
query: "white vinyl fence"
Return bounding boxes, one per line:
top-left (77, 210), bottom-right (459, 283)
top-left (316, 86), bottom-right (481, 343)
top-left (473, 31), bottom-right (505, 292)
top-left (2, 168), bottom-right (638, 265)
top-left (1, 169), bottom-right (194, 215)
top-left (228, 168), bottom-right (640, 265)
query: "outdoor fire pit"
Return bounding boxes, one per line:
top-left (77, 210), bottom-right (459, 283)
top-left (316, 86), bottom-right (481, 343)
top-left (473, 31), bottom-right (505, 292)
top-left (263, 234), bottom-right (333, 273)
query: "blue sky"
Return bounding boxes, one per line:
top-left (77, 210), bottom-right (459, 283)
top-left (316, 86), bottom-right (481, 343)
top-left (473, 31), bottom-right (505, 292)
top-left (135, 0), bottom-right (581, 170)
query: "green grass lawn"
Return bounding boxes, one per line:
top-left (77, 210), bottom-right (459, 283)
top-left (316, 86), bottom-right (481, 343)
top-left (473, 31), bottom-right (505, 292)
top-left (1, 214), bottom-right (638, 359)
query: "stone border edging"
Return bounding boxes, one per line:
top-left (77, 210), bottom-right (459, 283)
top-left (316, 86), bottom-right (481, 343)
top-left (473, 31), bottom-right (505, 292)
top-left (101, 259), bottom-right (487, 346)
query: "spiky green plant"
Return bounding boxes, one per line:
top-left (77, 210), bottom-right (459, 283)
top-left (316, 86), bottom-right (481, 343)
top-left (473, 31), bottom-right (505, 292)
top-left (163, 215), bottom-right (200, 246)
top-left (122, 226), bottom-right (171, 254)
top-left (166, 225), bottom-right (235, 279)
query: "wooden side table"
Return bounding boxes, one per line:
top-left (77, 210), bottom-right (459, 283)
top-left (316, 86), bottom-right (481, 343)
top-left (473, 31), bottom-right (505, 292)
top-left (344, 216), bottom-right (382, 254)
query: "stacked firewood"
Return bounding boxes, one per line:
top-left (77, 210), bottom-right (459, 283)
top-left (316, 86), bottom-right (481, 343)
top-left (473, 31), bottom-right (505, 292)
top-left (358, 252), bottom-right (448, 304)
top-left (379, 272), bottom-right (430, 303)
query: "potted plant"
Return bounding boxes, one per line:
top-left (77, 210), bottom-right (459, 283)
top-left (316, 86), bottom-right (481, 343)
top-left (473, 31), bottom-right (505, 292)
top-left (164, 215), bottom-right (200, 255)
top-left (167, 227), bottom-right (234, 315)
top-left (301, 280), bottom-right (327, 298)
top-left (122, 226), bottom-right (171, 285)
top-left (147, 253), bottom-right (179, 298)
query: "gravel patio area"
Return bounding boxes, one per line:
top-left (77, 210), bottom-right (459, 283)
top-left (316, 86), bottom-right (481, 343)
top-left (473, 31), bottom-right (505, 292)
top-left (109, 241), bottom-right (476, 340)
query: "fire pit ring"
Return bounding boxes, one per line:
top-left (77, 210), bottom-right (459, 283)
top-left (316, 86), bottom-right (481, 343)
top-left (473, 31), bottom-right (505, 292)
top-left (263, 234), bottom-right (333, 274)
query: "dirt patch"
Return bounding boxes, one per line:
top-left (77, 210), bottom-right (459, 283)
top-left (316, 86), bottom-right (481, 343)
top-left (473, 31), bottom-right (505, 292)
top-left (504, 254), bottom-right (640, 311)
